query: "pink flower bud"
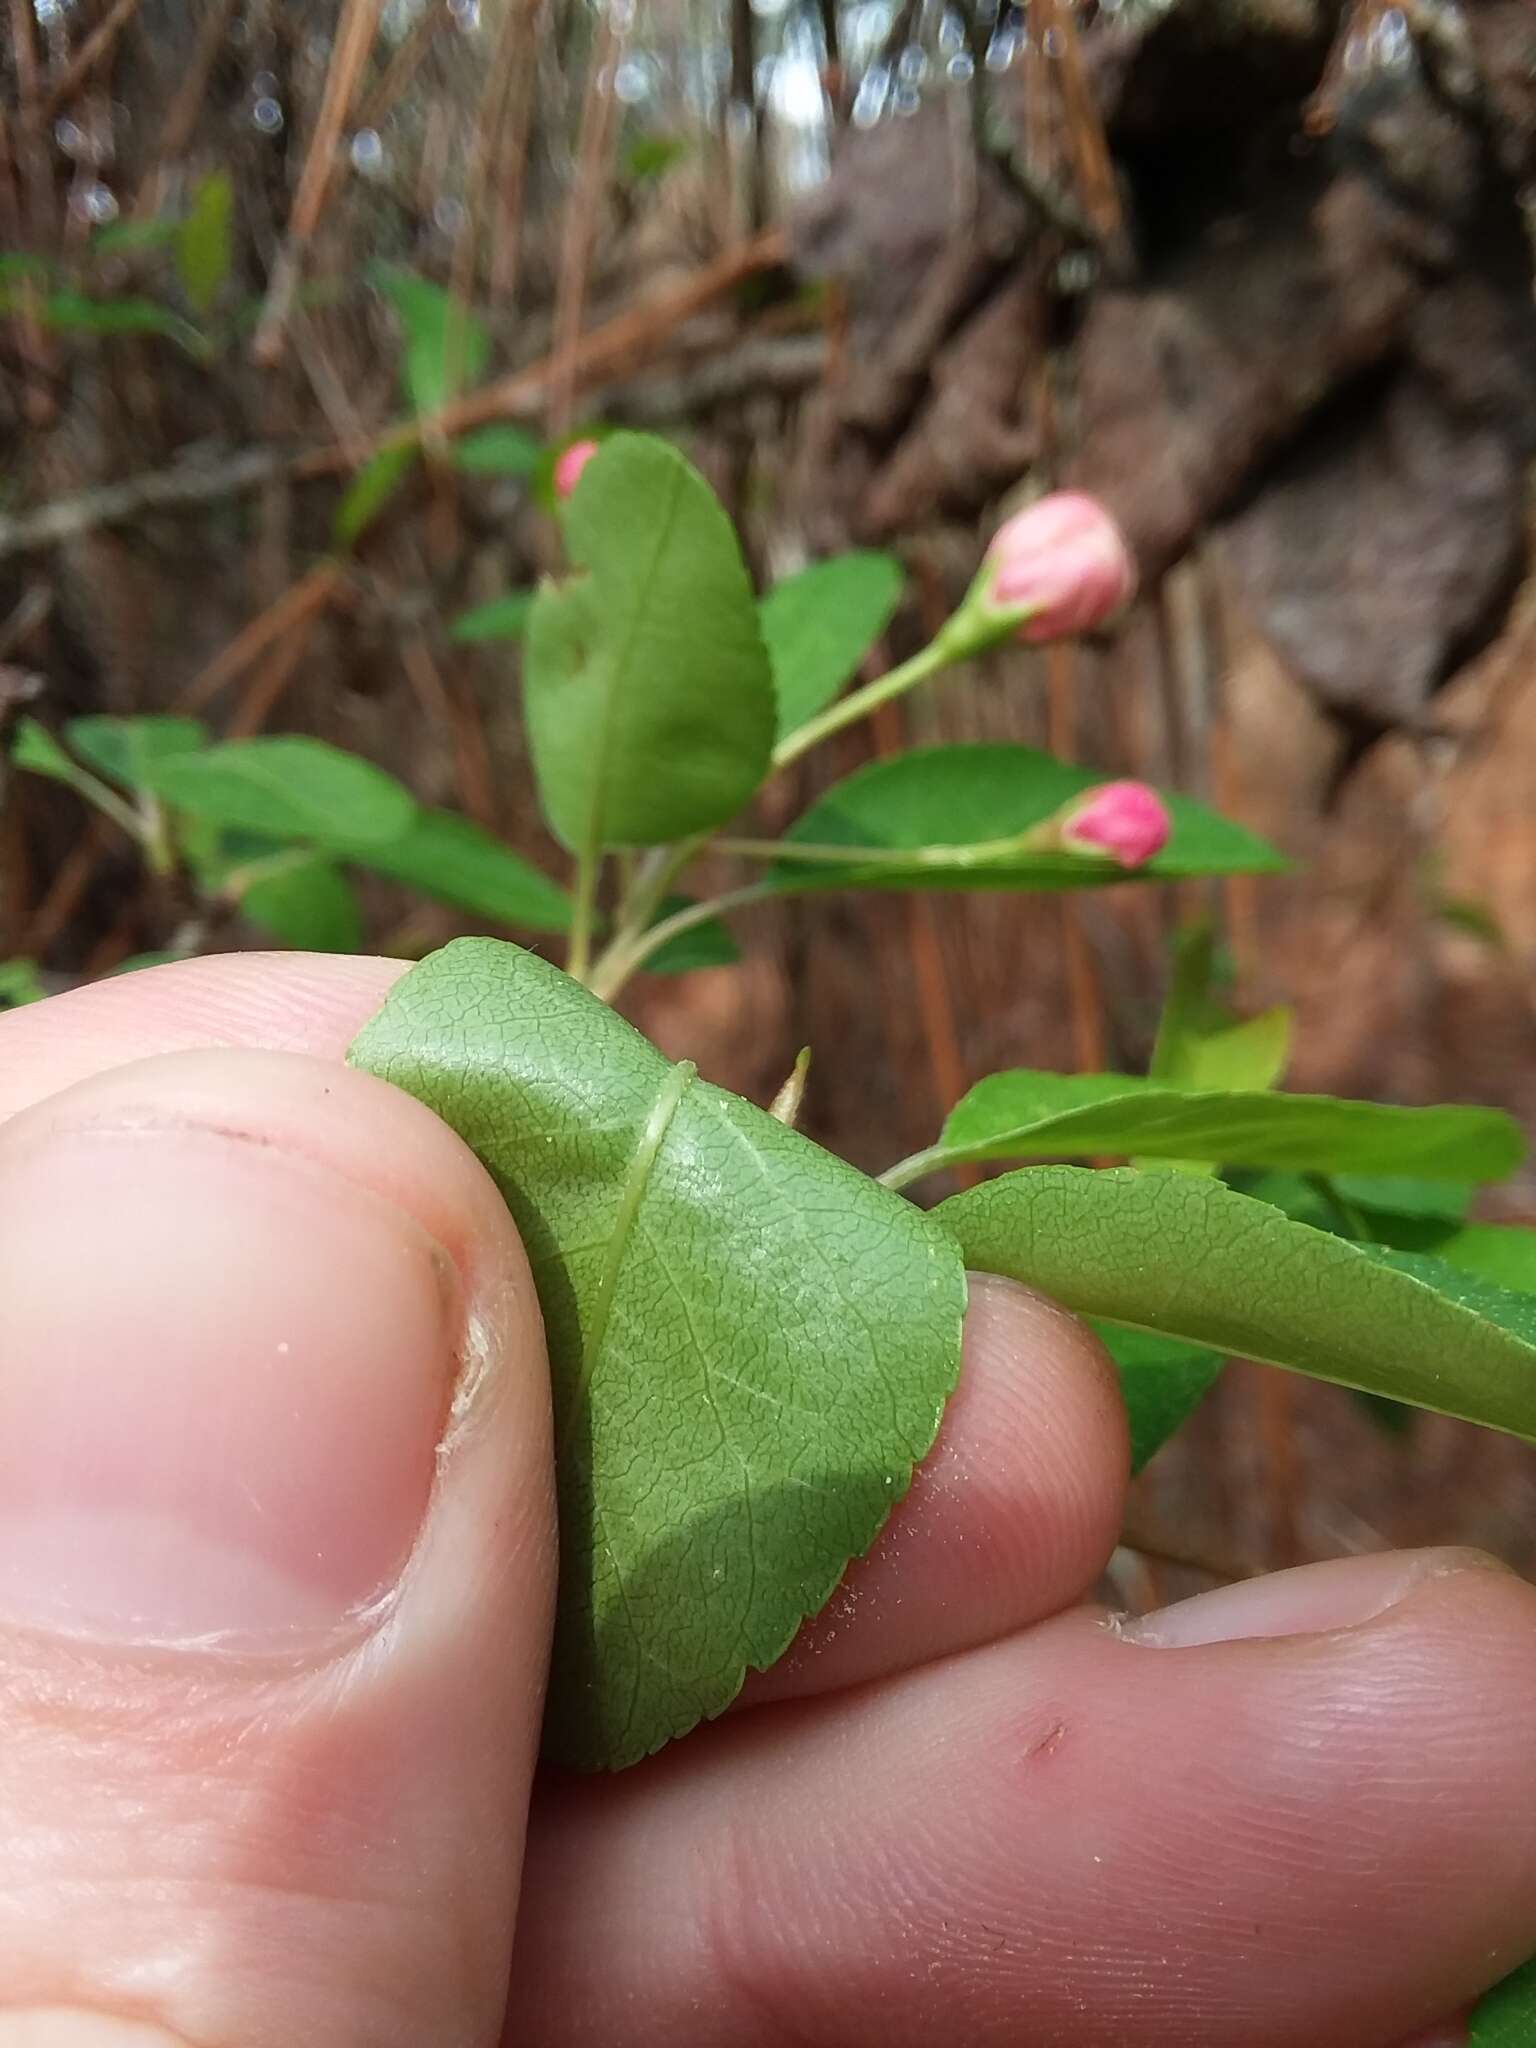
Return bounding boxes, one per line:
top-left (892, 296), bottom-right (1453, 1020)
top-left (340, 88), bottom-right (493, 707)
top-left (1057, 780), bottom-right (1171, 869)
top-left (985, 491), bottom-right (1137, 643)
top-left (553, 438), bottom-right (600, 501)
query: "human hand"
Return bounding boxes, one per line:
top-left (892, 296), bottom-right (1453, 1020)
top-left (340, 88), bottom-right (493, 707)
top-left (0, 954), bottom-right (1530, 2048)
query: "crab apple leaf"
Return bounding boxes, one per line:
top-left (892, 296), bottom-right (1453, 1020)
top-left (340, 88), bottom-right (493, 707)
top-left (761, 550), bottom-right (903, 741)
top-left (348, 939), bottom-right (966, 1773)
top-left (523, 433), bottom-right (775, 850)
top-left (1472, 1956), bottom-right (1536, 2042)
top-left (240, 857), bottom-right (363, 952)
top-left (64, 714), bottom-right (207, 790)
top-left (890, 1069), bottom-right (1522, 1189)
top-left (937, 1166), bottom-right (1536, 1443)
top-left (1095, 1325), bottom-right (1224, 1472)
top-left (140, 737), bottom-right (416, 846)
top-left (773, 745), bottom-right (1287, 892)
top-left (351, 808), bottom-right (572, 933)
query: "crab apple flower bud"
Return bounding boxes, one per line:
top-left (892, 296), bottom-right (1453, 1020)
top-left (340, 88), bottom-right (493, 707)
top-left (1057, 780), bottom-right (1171, 869)
top-left (985, 491), bottom-right (1137, 643)
top-left (554, 438), bottom-right (600, 501)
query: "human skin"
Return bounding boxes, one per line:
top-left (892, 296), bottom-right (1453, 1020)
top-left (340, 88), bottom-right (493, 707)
top-left (0, 953), bottom-right (1529, 2046)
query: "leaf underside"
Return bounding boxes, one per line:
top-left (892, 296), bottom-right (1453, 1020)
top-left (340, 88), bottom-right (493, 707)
top-left (349, 939), bottom-right (966, 1771)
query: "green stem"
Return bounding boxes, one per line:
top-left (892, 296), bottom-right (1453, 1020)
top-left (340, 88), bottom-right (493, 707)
top-left (715, 819), bottom-right (1066, 872)
top-left (589, 880), bottom-right (779, 1002)
top-left (771, 634), bottom-right (961, 770)
top-left (1307, 1173), bottom-right (1375, 1243)
top-left (878, 1143), bottom-right (955, 1193)
top-left (567, 838), bottom-right (602, 986)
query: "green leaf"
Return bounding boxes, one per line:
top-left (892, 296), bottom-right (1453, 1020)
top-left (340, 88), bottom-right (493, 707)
top-left (1096, 1325), bottom-right (1223, 1472)
top-left (622, 132), bottom-right (690, 182)
top-left (333, 439), bottom-right (419, 548)
top-left (1150, 921), bottom-right (1290, 1093)
top-left (452, 422), bottom-right (542, 476)
top-left (760, 551), bottom-right (903, 741)
top-left (1472, 1955), bottom-right (1536, 2042)
top-left (0, 959), bottom-right (45, 1008)
top-left (370, 263), bottom-right (489, 416)
top-left (11, 717), bottom-right (85, 787)
top-left (773, 746), bottom-right (1288, 893)
top-left (892, 1069), bottom-right (1522, 1189)
top-left (175, 170), bottom-right (233, 315)
top-left (240, 857), bottom-right (364, 952)
top-left (937, 1166), bottom-right (1536, 1442)
top-left (90, 217), bottom-right (179, 255)
top-left (34, 289), bottom-right (202, 350)
top-left (351, 808), bottom-right (571, 933)
top-left (1239, 1171), bottom-right (1536, 1296)
top-left (0, 252), bottom-right (51, 279)
top-left (348, 938), bottom-right (965, 1771)
top-left (523, 433), bottom-right (775, 849)
top-left (644, 895), bottom-right (741, 974)
top-left (9, 718), bottom-right (139, 832)
top-left (64, 713), bottom-right (206, 790)
top-left (450, 591), bottom-right (534, 643)
top-left (140, 737), bottom-right (416, 847)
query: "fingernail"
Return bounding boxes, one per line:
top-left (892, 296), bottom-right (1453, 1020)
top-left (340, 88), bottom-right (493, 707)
top-left (1119, 1549), bottom-right (1509, 1649)
top-left (0, 1117), bottom-right (459, 1647)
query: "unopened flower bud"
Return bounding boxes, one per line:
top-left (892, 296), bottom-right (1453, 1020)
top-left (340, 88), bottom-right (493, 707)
top-left (1056, 780), bottom-right (1171, 870)
top-left (984, 491), bottom-right (1138, 643)
top-left (554, 438), bottom-right (600, 501)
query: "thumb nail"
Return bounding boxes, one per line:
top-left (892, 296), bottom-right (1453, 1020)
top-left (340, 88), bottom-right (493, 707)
top-left (0, 1080), bottom-right (459, 1648)
top-left (1119, 1548), bottom-right (1511, 1649)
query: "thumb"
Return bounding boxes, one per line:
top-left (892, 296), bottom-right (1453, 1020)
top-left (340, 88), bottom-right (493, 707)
top-left (0, 1048), bottom-right (555, 2048)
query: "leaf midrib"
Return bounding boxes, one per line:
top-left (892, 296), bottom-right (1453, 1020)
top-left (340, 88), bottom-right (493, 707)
top-left (560, 1057), bottom-right (698, 1454)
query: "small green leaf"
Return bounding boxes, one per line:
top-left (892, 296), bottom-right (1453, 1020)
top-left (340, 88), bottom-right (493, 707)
top-left (90, 217), bottom-right (179, 255)
top-left (1472, 1954), bottom-right (1536, 2042)
top-left (0, 252), bottom-right (51, 279)
top-left (1150, 922), bottom-right (1290, 1093)
top-left (241, 857), bottom-right (364, 952)
top-left (1095, 1325), bottom-right (1223, 1472)
top-left (0, 959), bottom-right (45, 1008)
top-left (524, 433), bottom-right (775, 849)
top-left (64, 714), bottom-right (206, 790)
top-left (333, 439), bottom-right (419, 548)
top-left (349, 938), bottom-right (965, 1771)
top-left (894, 1070), bottom-right (1522, 1189)
top-left (1240, 1171), bottom-right (1536, 1295)
top-left (938, 1166), bottom-right (1536, 1442)
top-left (643, 895), bottom-right (741, 974)
top-left (761, 551), bottom-right (903, 741)
top-left (452, 423), bottom-right (542, 476)
top-left (371, 263), bottom-right (490, 416)
top-left (622, 132), bottom-right (690, 182)
top-left (175, 170), bottom-right (233, 315)
top-left (140, 737), bottom-right (416, 846)
top-left (11, 718), bottom-right (84, 786)
top-left (450, 591), bottom-right (534, 643)
top-left (352, 808), bottom-right (571, 933)
top-left (35, 289), bottom-right (202, 350)
top-left (9, 718), bottom-right (140, 833)
top-left (774, 746), bottom-right (1287, 893)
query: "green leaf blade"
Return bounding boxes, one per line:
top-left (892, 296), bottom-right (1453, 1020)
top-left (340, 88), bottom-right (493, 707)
top-left (371, 263), bottom-right (489, 415)
top-left (64, 713), bottom-right (207, 790)
top-left (1472, 1956), bottom-right (1536, 2042)
top-left (450, 592), bottom-right (534, 643)
top-left (523, 433), bottom-right (776, 850)
top-left (333, 440), bottom-right (418, 548)
top-left (761, 550), bottom-right (903, 741)
top-left (348, 938), bottom-right (965, 1771)
top-left (352, 808), bottom-right (571, 932)
top-left (140, 737), bottom-right (416, 846)
top-left (916, 1070), bottom-right (1522, 1186)
top-left (175, 170), bottom-right (233, 315)
top-left (939, 1166), bottom-right (1536, 1443)
top-left (452, 423), bottom-right (542, 475)
top-left (773, 745), bottom-right (1288, 893)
